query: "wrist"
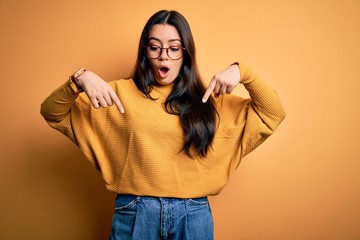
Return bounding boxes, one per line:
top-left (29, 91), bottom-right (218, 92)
top-left (71, 68), bottom-right (86, 92)
top-left (230, 62), bottom-right (241, 83)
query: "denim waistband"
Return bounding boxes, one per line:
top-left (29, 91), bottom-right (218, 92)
top-left (115, 194), bottom-right (208, 202)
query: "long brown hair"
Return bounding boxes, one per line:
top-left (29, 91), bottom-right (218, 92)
top-left (132, 10), bottom-right (218, 157)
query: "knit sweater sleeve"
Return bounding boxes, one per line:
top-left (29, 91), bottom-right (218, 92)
top-left (40, 77), bottom-right (112, 170)
top-left (238, 63), bottom-right (286, 158)
top-left (40, 78), bottom-right (81, 143)
top-left (215, 64), bottom-right (286, 163)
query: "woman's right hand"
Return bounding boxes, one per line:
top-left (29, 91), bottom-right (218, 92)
top-left (76, 71), bottom-right (125, 113)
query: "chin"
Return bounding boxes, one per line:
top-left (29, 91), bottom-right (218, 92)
top-left (156, 78), bottom-right (175, 86)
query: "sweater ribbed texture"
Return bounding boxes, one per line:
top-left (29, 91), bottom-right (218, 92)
top-left (40, 64), bottom-right (285, 198)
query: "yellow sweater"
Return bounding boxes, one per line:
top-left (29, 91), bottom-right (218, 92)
top-left (40, 64), bottom-right (285, 198)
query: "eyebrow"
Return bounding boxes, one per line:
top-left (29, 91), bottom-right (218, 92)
top-left (148, 37), bottom-right (182, 44)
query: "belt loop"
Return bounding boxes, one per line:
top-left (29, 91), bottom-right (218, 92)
top-left (136, 196), bottom-right (141, 203)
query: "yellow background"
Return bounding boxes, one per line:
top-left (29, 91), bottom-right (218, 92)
top-left (1, 0), bottom-right (360, 239)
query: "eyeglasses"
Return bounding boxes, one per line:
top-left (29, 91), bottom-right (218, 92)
top-left (144, 45), bottom-right (186, 60)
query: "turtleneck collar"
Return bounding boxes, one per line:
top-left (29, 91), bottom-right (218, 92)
top-left (151, 83), bottom-right (174, 103)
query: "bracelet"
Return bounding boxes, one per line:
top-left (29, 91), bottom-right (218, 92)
top-left (71, 68), bottom-right (86, 92)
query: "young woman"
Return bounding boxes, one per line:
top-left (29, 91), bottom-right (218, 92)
top-left (41, 10), bottom-right (285, 240)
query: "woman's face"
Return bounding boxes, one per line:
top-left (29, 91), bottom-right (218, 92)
top-left (147, 24), bottom-right (184, 86)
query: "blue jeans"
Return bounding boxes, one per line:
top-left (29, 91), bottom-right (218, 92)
top-left (109, 195), bottom-right (214, 240)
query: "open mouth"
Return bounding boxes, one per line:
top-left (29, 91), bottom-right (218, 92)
top-left (159, 67), bottom-right (169, 79)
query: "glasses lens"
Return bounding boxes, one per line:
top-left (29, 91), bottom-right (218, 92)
top-left (167, 47), bottom-right (182, 60)
top-left (146, 46), bottom-right (161, 59)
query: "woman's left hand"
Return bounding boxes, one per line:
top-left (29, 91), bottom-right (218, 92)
top-left (202, 64), bottom-right (240, 103)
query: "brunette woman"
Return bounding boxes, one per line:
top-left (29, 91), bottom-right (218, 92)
top-left (41, 10), bottom-right (285, 240)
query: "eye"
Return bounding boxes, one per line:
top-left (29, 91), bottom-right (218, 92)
top-left (148, 45), bottom-right (160, 51)
top-left (169, 46), bottom-right (181, 52)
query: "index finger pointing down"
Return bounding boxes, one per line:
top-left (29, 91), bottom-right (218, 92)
top-left (202, 80), bottom-right (216, 103)
top-left (109, 90), bottom-right (125, 113)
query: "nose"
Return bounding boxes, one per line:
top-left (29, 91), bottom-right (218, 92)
top-left (159, 48), bottom-right (169, 60)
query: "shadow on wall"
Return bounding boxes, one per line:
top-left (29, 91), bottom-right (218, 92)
top-left (2, 141), bottom-right (115, 240)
